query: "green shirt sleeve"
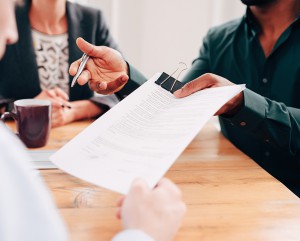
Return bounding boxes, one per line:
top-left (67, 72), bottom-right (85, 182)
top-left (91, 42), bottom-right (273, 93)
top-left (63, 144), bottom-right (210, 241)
top-left (221, 88), bottom-right (300, 159)
top-left (115, 63), bottom-right (147, 100)
top-left (182, 30), bottom-right (212, 84)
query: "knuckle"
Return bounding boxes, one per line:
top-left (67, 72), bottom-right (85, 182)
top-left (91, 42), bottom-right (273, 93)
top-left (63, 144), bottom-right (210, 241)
top-left (183, 80), bottom-right (196, 93)
top-left (186, 80), bottom-right (195, 89)
top-left (202, 73), bottom-right (212, 79)
top-left (87, 45), bottom-right (96, 56)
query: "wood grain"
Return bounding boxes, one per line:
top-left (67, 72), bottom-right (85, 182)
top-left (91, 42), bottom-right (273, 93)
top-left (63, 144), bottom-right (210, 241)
top-left (7, 120), bottom-right (300, 241)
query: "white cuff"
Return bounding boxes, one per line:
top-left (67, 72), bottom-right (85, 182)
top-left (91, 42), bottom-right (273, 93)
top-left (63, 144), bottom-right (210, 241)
top-left (111, 229), bottom-right (154, 241)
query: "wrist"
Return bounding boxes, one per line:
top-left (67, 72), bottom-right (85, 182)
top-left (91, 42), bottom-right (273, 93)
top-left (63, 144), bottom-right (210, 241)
top-left (223, 92), bottom-right (244, 117)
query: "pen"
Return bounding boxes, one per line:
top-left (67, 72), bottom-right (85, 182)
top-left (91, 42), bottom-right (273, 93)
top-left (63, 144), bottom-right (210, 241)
top-left (71, 53), bottom-right (90, 88)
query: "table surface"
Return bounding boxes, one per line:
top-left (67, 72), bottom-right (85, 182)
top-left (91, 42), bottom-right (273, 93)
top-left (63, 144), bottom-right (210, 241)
top-left (9, 120), bottom-right (300, 241)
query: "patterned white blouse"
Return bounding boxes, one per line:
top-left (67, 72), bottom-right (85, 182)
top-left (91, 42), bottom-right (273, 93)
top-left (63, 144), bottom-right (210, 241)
top-left (32, 29), bottom-right (70, 95)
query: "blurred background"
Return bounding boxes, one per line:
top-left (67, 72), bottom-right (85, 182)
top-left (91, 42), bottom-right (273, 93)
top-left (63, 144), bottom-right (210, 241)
top-left (70, 0), bottom-right (245, 79)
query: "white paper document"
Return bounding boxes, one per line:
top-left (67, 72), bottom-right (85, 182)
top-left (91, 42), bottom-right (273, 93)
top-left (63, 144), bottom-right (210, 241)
top-left (28, 150), bottom-right (57, 169)
top-left (50, 73), bottom-right (245, 194)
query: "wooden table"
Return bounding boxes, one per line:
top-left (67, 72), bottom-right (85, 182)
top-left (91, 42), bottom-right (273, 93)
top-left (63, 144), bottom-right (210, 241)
top-left (9, 120), bottom-right (300, 241)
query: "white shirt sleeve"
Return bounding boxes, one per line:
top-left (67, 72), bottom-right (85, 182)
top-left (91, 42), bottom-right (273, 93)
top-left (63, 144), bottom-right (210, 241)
top-left (0, 123), bottom-right (68, 241)
top-left (112, 230), bottom-right (155, 241)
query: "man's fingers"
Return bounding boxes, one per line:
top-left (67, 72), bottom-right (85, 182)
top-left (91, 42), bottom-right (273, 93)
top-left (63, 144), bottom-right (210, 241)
top-left (76, 37), bottom-right (107, 58)
top-left (88, 75), bottom-right (128, 94)
top-left (174, 73), bottom-right (216, 98)
top-left (77, 70), bottom-right (92, 85)
top-left (69, 59), bottom-right (81, 76)
top-left (88, 80), bottom-right (107, 92)
top-left (103, 75), bottom-right (128, 94)
top-left (214, 107), bottom-right (225, 116)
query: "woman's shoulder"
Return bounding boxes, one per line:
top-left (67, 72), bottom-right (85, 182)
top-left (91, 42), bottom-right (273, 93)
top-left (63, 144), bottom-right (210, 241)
top-left (67, 1), bottom-right (104, 19)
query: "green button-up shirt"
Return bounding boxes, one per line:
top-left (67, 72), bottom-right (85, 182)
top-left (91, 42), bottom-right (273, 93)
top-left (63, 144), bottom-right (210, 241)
top-left (182, 9), bottom-right (300, 196)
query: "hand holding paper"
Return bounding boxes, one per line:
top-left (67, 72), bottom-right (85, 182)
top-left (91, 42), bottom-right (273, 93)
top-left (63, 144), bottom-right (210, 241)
top-left (117, 178), bottom-right (186, 241)
top-left (50, 73), bottom-right (245, 194)
top-left (174, 73), bottom-right (244, 116)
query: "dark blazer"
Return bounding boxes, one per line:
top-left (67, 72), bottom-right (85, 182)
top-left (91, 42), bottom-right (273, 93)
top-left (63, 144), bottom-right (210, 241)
top-left (0, 0), bottom-right (146, 102)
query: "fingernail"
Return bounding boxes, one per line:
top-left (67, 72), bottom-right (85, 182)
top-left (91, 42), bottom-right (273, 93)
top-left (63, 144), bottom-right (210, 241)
top-left (174, 88), bottom-right (182, 96)
top-left (99, 83), bottom-right (104, 89)
top-left (97, 82), bottom-right (106, 90)
top-left (120, 76), bottom-right (127, 83)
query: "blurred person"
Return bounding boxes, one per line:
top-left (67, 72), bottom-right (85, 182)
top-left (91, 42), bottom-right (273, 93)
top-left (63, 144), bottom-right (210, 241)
top-left (0, 0), bottom-right (144, 127)
top-left (0, 2), bottom-right (186, 241)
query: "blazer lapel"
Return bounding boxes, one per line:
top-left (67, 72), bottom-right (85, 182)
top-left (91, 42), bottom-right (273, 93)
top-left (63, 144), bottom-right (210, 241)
top-left (14, 3), bottom-right (41, 95)
top-left (66, 2), bottom-right (89, 100)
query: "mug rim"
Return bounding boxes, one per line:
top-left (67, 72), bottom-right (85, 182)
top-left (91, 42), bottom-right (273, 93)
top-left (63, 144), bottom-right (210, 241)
top-left (14, 99), bottom-right (51, 107)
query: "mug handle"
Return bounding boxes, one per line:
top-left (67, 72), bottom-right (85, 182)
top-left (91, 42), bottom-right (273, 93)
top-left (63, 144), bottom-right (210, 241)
top-left (1, 112), bottom-right (18, 136)
top-left (1, 111), bottom-right (17, 122)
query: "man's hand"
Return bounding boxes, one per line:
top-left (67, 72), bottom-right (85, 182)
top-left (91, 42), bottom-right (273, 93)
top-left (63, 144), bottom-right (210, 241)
top-left (69, 37), bottom-right (129, 95)
top-left (174, 73), bottom-right (244, 116)
top-left (116, 178), bottom-right (186, 241)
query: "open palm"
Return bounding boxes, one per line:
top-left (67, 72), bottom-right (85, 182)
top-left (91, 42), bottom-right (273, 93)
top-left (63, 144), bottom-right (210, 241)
top-left (70, 38), bottom-right (129, 95)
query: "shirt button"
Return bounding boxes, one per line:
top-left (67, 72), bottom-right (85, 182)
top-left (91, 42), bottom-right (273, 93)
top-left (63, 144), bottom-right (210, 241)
top-left (262, 78), bottom-right (268, 84)
top-left (265, 151), bottom-right (270, 157)
top-left (240, 121), bottom-right (247, 127)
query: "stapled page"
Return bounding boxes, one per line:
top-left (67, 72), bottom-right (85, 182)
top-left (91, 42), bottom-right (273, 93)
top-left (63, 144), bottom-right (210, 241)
top-left (50, 73), bottom-right (245, 194)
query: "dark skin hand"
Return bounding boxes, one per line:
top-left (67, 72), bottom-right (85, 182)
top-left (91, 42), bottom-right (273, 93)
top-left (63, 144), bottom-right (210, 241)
top-left (174, 73), bottom-right (244, 116)
top-left (69, 37), bottom-right (129, 95)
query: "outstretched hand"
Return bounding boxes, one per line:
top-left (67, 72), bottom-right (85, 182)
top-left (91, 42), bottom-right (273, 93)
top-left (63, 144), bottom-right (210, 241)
top-left (174, 73), bottom-right (244, 116)
top-left (69, 38), bottom-right (129, 95)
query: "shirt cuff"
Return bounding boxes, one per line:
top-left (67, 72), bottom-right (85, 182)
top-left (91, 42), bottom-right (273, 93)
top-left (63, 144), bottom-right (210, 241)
top-left (220, 88), bottom-right (267, 131)
top-left (111, 229), bottom-right (155, 241)
top-left (115, 62), bottom-right (147, 100)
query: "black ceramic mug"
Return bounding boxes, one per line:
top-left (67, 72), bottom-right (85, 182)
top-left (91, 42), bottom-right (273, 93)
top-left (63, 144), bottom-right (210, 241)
top-left (1, 99), bottom-right (51, 148)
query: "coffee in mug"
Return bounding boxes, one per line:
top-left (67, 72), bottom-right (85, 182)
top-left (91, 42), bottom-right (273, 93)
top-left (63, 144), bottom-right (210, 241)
top-left (1, 99), bottom-right (51, 148)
